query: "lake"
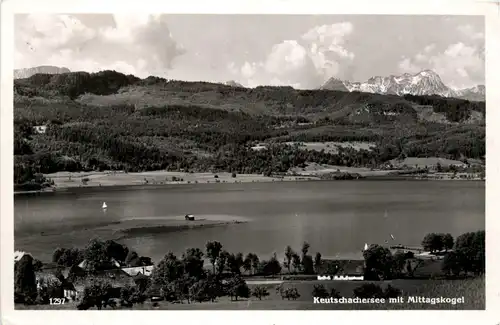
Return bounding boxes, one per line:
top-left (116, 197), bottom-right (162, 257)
top-left (14, 180), bottom-right (485, 263)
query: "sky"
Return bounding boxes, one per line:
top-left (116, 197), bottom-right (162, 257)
top-left (14, 14), bottom-right (485, 89)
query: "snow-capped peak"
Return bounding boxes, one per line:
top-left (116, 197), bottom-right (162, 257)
top-left (320, 69), bottom-right (484, 101)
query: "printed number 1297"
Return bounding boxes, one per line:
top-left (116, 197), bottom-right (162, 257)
top-left (49, 298), bottom-right (65, 305)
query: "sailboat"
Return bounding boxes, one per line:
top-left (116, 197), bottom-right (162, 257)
top-left (363, 243), bottom-right (369, 251)
top-left (102, 202), bottom-right (107, 209)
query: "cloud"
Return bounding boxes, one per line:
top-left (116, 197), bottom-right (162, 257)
top-left (15, 14), bottom-right (185, 77)
top-left (229, 22), bottom-right (354, 89)
top-left (398, 58), bottom-right (421, 74)
top-left (423, 44), bottom-right (436, 53)
top-left (457, 24), bottom-right (484, 40)
top-left (397, 24), bottom-right (484, 89)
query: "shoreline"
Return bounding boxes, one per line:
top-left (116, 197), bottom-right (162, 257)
top-left (14, 169), bottom-right (484, 195)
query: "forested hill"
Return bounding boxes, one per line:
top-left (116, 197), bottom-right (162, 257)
top-left (14, 70), bottom-right (485, 187)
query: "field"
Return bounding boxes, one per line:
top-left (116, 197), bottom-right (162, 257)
top-left (388, 157), bottom-right (468, 169)
top-left (43, 171), bottom-right (298, 189)
top-left (16, 278), bottom-right (484, 310)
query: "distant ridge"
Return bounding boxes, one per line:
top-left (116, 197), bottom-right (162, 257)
top-left (14, 66), bottom-right (71, 79)
top-left (319, 78), bottom-right (349, 92)
top-left (224, 80), bottom-right (245, 88)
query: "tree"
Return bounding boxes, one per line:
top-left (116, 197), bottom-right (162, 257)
top-left (78, 279), bottom-right (113, 310)
top-left (312, 284), bottom-right (329, 298)
top-left (52, 248), bottom-right (66, 264)
top-left (363, 244), bottom-right (395, 280)
top-left (251, 285), bottom-right (270, 300)
top-left (314, 252), bottom-right (322, 274)
top-left (330, 288), bottom-right (342, 299)
top-left (217, 250), bottom-right (230, 276)
top-left (172, 275), bottom-right (196, 303)
top-left (442, 233), bottom-right (454, 251)
top-left (134, 274), bottom-right (151, 294)
top-left (32, 259), bottom-right (43, 272)
top-left (436, 162), bottom-right (443, 172)
top-left (323, 260), bottom-right (341, 275)
top-left (84, 238), bottom-right (111, 272)
top-left (124, 251), bottom-right (153, 267)
top-left (301, 255), bottom-right (315, 275)
top-left (189, 277), bottom-right (220, 302)
top-left (405, 258), bottom-right (424, 278)
top-left (353, 283), bottom-right (384, 299)
top-left (284, 245), bottom-right (294, 274)
top-left (453, 230), bottom-right (485, 275)
top-left (442, 251), bottom-right (463, 276)
top-left (392, 251), bottom-right (408, 277)
top-left (151, 252), bottom-right (185, 288)
top-left (139, 256), bottom-right (153, 266)
top-left (383, 285), bottom-right (402, 298)
top-left (206, 241), bottom-right (223, 275)
top-left (14, 254), bottom-right (37, 304)
top-left (250, 254), bottom-right (260, 275)
top-left (301, 241), bottom-right (310, 257)
top-left (225, 276), bottom-right (250, 301)
top-left (53, 247), bottom-right (84, 267)
top-left (182, 248), bottom-right (205, 280)
top-left (120, 285), bottom-right (146, 306)
top-left (421, 233), bottom-right (444, 253)
top-left (261, 253), bottom-right (282, 277)
top-left (120, 285), bottom-right (134, 306)
top-left (243, 253), bottom-right (253, 274)
top-left (283, 287), bottom-right (300, 300)
top-left (36, 276), bottom-right (63, 304)
top-left (104, 240), bottom-right (129, 262)
top-left (244, 253), bottom-right (260, 275)
top-left (291, 253), bottom-right (301, 273)
top-left (227, 252), bottom-right (244, 275)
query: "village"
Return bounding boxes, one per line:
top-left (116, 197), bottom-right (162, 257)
top-left (13, 229), bottom-right (477, 310)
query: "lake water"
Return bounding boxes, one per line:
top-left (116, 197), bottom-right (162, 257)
top-left (14, 180), bottom-right (485, 263)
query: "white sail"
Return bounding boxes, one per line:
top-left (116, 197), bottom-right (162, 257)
top-left (102, 202), bottom-right (107, 209)
top-left (363, 243), bottom-right (369, 251)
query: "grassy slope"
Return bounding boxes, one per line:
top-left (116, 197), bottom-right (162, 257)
top-left (13, 71), bottom-right (485, 182)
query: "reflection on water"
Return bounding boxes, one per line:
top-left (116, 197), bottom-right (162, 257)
top-left (14, 180), bottom-right (485, 263)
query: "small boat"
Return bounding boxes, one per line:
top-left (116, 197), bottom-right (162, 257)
top-left (102, 202), bottom-right (107, 209)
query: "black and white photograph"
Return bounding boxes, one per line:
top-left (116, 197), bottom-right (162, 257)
top-left (5, 2), bottom-right (492, 316)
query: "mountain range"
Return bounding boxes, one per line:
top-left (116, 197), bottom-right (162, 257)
top-left (13, 66), bottom-right (484, 102)
top-left (320, 70), bottom-right (485, 102)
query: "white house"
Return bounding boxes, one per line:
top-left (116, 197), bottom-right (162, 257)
top-left (33, 125), bottom-right (47, 134)
top-left (121, 265), bottom-right (154, 277)
top-left (14, 250), bottom-right (31, 262)
top-left (63, 282), bottom-right (79, 301)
